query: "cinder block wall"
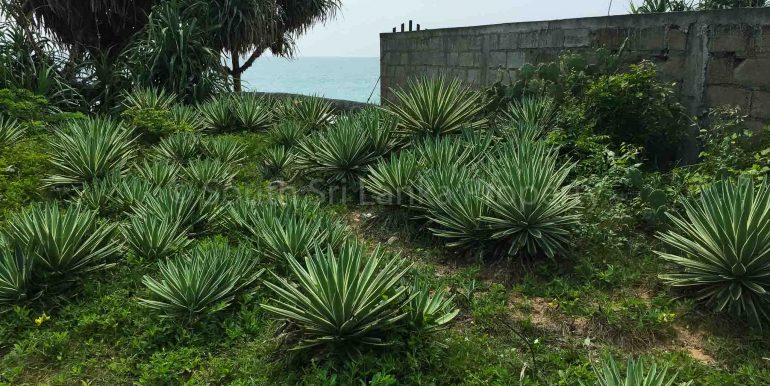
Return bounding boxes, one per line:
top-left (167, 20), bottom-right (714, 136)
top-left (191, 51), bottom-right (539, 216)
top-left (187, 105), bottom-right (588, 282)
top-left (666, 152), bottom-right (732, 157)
top-left (380, 8), bottom-right (770, 128)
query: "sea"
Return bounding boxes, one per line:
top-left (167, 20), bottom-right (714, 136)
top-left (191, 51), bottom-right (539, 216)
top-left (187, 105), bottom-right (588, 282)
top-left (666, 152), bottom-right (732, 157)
top-left (240, 56), bottom-right (381, 104)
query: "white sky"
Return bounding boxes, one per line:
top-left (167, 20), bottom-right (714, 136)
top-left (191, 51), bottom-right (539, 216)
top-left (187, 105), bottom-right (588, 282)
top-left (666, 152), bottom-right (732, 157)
top-left (294, 0), bottom-right (637, 57)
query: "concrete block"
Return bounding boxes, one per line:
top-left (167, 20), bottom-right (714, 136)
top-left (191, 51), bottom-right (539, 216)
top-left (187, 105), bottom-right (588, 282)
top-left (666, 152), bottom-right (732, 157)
top-left (751, 90), bottom-right (770, 120)
top-left (447, 52), bottom-right (459, 67)
top-left (490, 51), bottom-right (507, 69)
top-left (706, 85), bottom-right (752, 110)
top-left (734, 58), bottom-right (770, 87)
top-left (667, 27), bottom-right (687, 51)
top-left (563, 29), bottom-right (591, 48)
top-left (519, 31), bottom-right (544, 48)
top-left (593, 28), bottom-right (630, 49)
top-left (710, 25), bottom-right (752, 55)
top-left (499, 32), bottom-right (520, 49)
top-left (629, 27), bottom-right (666, 51)
top-left (705, 56), bottom-right (736, 85)
top-left (507, 52), bottom-right (527, 69)
top-left (656, 55), bottom-right (687, 82)
top-left (466, 69), bottom-right (481, 85)
top-left (459, 52), bottom-right (477, 67)
top-left (758, 25), bottom-right (770, 53)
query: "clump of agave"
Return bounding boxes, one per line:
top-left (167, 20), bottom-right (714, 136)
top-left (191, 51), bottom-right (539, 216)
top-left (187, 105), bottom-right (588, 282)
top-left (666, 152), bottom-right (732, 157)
top-left (45, 117), bottom-right (136, 188)
top-left (657, 178), bottom-right (770, 329)
top-left (388, 76), bottom-right (487, 138)
top-left (140, 241), bottom-right (264, 321)
top-left (0, 116), bottom-right (25, 149)
top-left (275, 96), bottom-right (335, 130)
top-left (583, 355), bottom-right (690, 386)
top-left (152, 132), bottom-right (201, 164)
top-left (233, 94), bottom-right (272, 131)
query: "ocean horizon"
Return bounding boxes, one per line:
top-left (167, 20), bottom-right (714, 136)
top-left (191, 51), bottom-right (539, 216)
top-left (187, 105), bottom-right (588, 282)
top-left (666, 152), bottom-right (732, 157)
top-left (241, 56), bottom-right (380, 104)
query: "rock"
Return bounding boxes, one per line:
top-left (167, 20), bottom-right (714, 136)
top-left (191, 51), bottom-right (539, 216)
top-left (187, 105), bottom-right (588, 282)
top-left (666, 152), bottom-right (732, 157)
top-left (268, 180), bottom-right (288, 191)
top-left (387, 236), bottom-right (399, 245)
top-left (3, 165), bottom-right (17, 174)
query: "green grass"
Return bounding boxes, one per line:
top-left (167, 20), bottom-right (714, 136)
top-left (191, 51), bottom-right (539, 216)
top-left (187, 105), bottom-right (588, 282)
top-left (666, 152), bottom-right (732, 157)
top-left (1, 128), bottom-right (769, 385)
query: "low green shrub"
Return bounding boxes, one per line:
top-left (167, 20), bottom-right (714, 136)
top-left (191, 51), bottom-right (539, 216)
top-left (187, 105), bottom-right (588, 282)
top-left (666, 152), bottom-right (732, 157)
top-left (140, 241), bottom-right (264, 321)
top-left (584, 61), bottom-right (687, 166)
top-left (262, 242), bottom-right (412, 353)
top-left (45, 117), bottom-right (136, 188)
top-left (121, 88), bottom-right (183, 140)
top-left (657, 178), bottom-right (770, 329)
top-left (388, 76), bottom-right (487, 138)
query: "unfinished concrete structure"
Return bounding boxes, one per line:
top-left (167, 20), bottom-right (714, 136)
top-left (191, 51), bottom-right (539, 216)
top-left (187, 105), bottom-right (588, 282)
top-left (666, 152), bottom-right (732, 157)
top-left (380, 8), bottom-right (770, 128)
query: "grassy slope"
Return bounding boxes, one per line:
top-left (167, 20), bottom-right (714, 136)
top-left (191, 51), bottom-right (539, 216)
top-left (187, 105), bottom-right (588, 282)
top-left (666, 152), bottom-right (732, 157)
top-left (1, 132), bottom-right (769, 385)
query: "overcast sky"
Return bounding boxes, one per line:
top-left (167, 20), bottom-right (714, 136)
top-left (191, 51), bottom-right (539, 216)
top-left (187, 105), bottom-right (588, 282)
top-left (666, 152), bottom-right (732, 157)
top-left (293, 0), bottom-right (637, 57)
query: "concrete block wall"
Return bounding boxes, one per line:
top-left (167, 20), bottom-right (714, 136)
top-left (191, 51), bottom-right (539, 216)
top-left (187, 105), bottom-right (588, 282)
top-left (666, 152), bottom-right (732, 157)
top-left (380, 8), bottom-right (770, 128)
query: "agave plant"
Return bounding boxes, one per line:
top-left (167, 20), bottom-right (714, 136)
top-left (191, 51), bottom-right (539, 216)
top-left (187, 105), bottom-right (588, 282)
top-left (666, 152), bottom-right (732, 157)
top-left (198, 95), bottom-right (238, 132)
top-left (122, 211), bottom-right (191, 260)
top-left (412, 134), bottom-right (486, 169)
top-left (109, 176), bottom-right (161, 215)
top-left (388, 76), bottom-right (488, 138)
top-left (294, 112), bottom-right (392, 185)
top-left (170, 105), bottom-right (206, 132)
top-left (233, 94), bottom-right (273, 131)
top-left (262, 242), bottom-right (412, 352)
top-left (135, 186), bottom-right (224, 236)
top-left (363, 151), bottom-right (422, 206)
top-left (0, 236), bottom-right (33, 304)
top-left (133, 159), bottom-right (181, 188)
top-left (268, 120), bottom-right (310, 149)
top-left (228, 196), bottom-right (349, 264)
top-left (412, 165), bottom-right (494, 248)
top-left (482, 142), bottom-right (579, 259)
top-left (45, 117), bottom-right (136, 187)
top-left (4, 203), bottom-right (120, 282)
top-left (275, 96), bottom-right (335, 130)
top-left (121, 87), bottom-right (178, 111)
top-left (405, 281), bottom-right (460, 335)
top-left (152, 132), bottom-right (202, 164)
top-left (0, 116), bottom-right (25, 148)
top-left (502, 96), bottom-right (557, 142)
top-left (140, 241), bottom-right (264, 321)
top-left (202, 136), bottom-right (247, 164)
top-left (73, 179), bottom-right (116, 214)
top-left (261, 146), bottom-right (295, 179)
top-left (583, 355), bottom-right (690, 386)
top-left (657, 178), bottom-right (770, 329)
top-left (183, 159), bottom-right (238, 191)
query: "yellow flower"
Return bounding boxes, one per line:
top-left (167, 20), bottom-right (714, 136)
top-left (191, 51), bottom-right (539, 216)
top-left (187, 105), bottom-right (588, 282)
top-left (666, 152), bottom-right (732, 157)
top-left (35, 313), bottom-right (50, 327)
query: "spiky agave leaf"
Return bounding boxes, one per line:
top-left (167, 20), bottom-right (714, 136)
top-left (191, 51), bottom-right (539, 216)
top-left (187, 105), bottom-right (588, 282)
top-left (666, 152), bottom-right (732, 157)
top-left (198, 95), bottom-right (238, 132)
top-left (233, 94), bottom-right (273, 131)
top-left (363, 151), bottom-right (421, 206)
top-left (261, 146), bottom-right (295, 179)
top-left (0, 236), bottom-right (34, 304)
top-left (0, 116), bottom-right (25, 148)
top-left (133, 159), bottom-right (182, 188)
top-left (140, 241), bottom-right (264, 321)
top-left (411, 134), bottom-right (487, 169)
top-left (268, 120), bottom-right (309, 149)
top-left (134, 185), bottom-right (224, 236)
top-left (501, 96), bottom-right (557, 142)
top-left (121, 87), bottom-right (178, 111)
top-left (122, 211), bottom-right (191, 260)
top-left (45, 117), bottom-right (136, 187)
top-left (481, 142), bottom-right (580, 259)
top-left (183, 158), bottom-right (238, 191)
top-left (405, 281), bottom-right (460, 335)
top-left (170, 104), bottom-right (206, 132)
top-left (583, 355), bottom-right (690, 386)
top-left (4, 202), bottom-right (120, 281)
top-left (411, 164), bottom-right (494, 248)
top-left (202, 136), bottom-right (247, 164)
top-left (228, 195), bottom-right (349, 264)
top-left (72, 178), bottom-right (115, 214)
top-left (275, 96), bottom-right (335, 130)
top-left (152, 132), bottom-right (202, 164)
top-left (109, 175), bottom-right (161, 215)
top-left (388, 76), bottom-right (488, 138)
top-left (294, 111), bottom-right (392, 184)
top-left (262, 242), bottom-right (412, 352)
top-left (656, 178), bottom-right (770, 329)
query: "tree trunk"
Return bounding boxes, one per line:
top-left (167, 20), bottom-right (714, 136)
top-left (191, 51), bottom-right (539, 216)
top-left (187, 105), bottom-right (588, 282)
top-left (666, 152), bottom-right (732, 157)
top-left (232, 50), bottom-right (242, 93)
